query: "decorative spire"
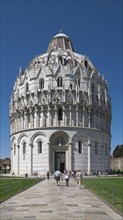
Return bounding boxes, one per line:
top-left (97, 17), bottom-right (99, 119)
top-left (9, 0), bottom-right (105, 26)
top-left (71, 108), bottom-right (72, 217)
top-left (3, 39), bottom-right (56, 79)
top-left (60, 28), bottom-right (62, 33)
top-left (19, 66), bottom-right (22, 74)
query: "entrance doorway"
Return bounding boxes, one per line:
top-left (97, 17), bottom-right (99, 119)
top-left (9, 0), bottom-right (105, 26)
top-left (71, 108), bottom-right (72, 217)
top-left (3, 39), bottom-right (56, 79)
top-left (55, 152), bottom-right (65, 173)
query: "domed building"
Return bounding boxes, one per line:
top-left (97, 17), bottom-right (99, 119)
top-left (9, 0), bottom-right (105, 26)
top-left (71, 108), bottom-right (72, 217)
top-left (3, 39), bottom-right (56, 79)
top-left (10, 32), bottom-right (112, 176)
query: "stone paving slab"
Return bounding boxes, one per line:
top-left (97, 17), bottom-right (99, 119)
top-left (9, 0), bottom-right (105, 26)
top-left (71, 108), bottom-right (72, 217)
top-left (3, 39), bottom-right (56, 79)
top-left (0, 177), bottom-right (122, 220)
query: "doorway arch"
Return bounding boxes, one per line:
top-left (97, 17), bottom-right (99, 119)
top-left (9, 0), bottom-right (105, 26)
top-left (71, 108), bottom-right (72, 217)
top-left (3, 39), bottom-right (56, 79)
top-left (49, 131), bottom-right (70, 173)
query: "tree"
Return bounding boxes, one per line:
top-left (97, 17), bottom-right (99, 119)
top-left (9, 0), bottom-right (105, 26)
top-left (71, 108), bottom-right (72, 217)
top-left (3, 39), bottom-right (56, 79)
top-left (113, 144), bottom-right (123, 157)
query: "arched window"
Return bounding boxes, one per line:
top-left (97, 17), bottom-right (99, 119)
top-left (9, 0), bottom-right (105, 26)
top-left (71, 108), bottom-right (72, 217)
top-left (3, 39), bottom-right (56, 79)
top-left (95, 143), bottom-right (98, 154)
top-left (78, 141), bottom-right (82, 153)
top-left (25, 83), bottom-right (29, 93)
top-left (75, 78), bottom-right (80, 87)
top-left (14, 144), bottom-right (16, 155)
top-left (91, 83), bottom-right (95, 102)
top-left (58, 108), bottom-right (62, 120)
top-left (38, 140), bottom-right (42, 153)
top-left (70, 83), bottom-right (72, 89)
top-left (57, 76), bottom-right (62, 87)
top-left (23, 142), bottom-right (26, 154)
top-left (90, 112), bottom-right (93, 124)
top-left (54, 136), bottom-right (66, 145)
top-left (59, 55), bottom-right (63, 64)
top-left (84, 60), bottom-right (88, 69)
top-left (27, 113), bottom-right (30, 124)
top-left (91, 83), bottom-right (95, 93)
top-left (105, 144), bottom-right (108, 156)
top-left (39, 78), bottom-right (44, 89)
top-left (78, 78), bottom-right (80, 87)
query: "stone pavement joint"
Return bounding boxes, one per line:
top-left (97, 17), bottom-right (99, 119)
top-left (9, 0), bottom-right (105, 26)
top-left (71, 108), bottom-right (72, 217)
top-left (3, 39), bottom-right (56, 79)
top-left (0, 177), bottom-right (122, 220)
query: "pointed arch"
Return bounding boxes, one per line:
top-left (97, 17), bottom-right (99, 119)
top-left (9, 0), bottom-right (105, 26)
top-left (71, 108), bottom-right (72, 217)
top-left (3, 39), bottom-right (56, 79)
top-left (52, 91), bottom-right (62, 104)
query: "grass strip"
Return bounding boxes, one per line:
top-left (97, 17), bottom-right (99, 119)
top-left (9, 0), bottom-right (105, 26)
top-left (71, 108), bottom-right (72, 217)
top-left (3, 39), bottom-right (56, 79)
top-left (0, 177), bottom-right (44, 203)
top-left (82, 177), bottom-right (123, 215)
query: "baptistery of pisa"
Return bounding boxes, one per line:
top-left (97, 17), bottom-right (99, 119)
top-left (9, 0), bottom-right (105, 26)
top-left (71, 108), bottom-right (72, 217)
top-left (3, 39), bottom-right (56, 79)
top-left (10, 32), bottom-right (112, 175)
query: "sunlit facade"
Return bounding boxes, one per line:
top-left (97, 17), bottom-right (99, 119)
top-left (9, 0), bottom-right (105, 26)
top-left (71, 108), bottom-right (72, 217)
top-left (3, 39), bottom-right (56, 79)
top-left (10, 32), bottom-right (112, 175)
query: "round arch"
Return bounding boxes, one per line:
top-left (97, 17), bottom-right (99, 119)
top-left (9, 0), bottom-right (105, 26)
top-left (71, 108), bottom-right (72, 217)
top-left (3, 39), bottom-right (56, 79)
top-left (49, 131), bottom-right (71, 173)
top-left (11, 136), bottom-right (16, 145)
top-left (17, 133), bottom-right (28, 146)
top-left (49, 131), bottom-right (70, 145)
top-left (30, 132), bottom-right (47, 146)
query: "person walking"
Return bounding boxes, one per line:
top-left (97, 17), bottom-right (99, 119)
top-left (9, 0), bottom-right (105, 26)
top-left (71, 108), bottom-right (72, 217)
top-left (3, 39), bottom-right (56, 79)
top-left (54, 170), bottom-right (62, 186)
top-left (64, 170), bottom-right (70, 186)
top-left (46, 170), bottom-right (50, 180)
top-left (76, 170), bottom-right (82, 188)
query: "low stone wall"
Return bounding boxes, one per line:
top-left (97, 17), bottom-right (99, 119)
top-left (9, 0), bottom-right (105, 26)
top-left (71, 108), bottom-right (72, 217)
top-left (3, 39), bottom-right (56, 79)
top-left (110, 157), bottom-right (123, 171)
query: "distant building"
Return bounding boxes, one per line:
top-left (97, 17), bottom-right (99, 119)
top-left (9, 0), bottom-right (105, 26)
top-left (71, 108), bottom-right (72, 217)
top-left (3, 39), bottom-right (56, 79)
top-left (111, 156), bottom-right (123, 171)
top-left (0, 158), bottom-right (11, 173)
top-left (10, 32), bottom-right (112, 176)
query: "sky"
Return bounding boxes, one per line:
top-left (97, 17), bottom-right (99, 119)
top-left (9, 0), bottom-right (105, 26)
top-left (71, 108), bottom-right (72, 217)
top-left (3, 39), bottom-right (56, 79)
top-left (0, 0), bottom-right (122, 158)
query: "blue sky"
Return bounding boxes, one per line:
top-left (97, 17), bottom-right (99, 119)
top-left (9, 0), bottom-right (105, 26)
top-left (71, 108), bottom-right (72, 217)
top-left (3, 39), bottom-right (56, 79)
top-left (0, 0), bottom-right (122, 158)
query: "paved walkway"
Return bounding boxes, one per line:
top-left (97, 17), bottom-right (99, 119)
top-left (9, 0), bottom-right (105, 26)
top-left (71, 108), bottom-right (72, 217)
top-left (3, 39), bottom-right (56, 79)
top-left (0, 177), bottom-right (122, 220)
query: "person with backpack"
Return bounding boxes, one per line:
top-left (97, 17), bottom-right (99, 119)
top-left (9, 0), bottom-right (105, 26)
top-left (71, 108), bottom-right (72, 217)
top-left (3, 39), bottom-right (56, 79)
top-left (64, 170), bottom-right (70, 186)
top-left (54, 170), bottom-right (62, 186)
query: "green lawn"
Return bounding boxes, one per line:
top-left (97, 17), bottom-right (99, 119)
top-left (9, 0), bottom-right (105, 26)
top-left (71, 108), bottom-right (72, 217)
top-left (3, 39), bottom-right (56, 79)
top-left (0, 176), bottom-right (44, 203)
top-left (82, 177), bottom-right (123, 214)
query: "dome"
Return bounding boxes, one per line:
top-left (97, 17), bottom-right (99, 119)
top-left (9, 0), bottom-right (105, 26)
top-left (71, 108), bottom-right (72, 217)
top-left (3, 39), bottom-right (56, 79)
top-left (26, 31), bottom-right (95, 74)
top-left (53, 33), bottom-right (69, 38)
top-left (47, 31), bottom-right (74, 52)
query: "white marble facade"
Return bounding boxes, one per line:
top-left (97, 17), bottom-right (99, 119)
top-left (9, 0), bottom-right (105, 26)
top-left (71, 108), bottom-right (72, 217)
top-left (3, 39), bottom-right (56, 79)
top-left (10, 32), bottom-right (112, 175)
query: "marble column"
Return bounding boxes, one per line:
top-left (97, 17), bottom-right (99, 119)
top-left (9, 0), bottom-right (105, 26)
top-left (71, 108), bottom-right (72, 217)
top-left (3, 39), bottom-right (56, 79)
top-left (24, 111), bottom-right (27, 129)
top-left (29, 143), bottom-right (33, 175)
top-left (76, 106), bottom-right (78, 126)
top-left (88, 107), bottom-right (91, 128)
top-left (17, 145), bottom-right (20, 175)
top-left (69, 106), bottom-right (72, 126)
top-left (69, 143), bottom-right (72, 171)
top-left (11, 146), bottom-right (13, 174)
top-left (20, 116), bottom-right (22, 131)
top-left (87, 136), bottom-right (91, 175)
top-left (41, 107), bottom-right (44, 127)
top-left (30, 109), bottom-right (34, 128)
top-left (82, 106), bottom-right (85, 127)
top-left (15, 116), bottom-right (18, 132)
top-left (98, 110), bottom-right (101, 129)
top-left (55, 106), bottom-right (57, 126)
top-left (47, 142), bottom-right (50, 171)
top-left (14, 117), bottom-right (17, 132)
top-left (48, 107), bottom-right (51, 126)
top-left (13, 119), bottom-right (15, 132)
top-left (35, 107), bottom-right (38, 127)
top-left (63, 106), bottom-right (65, 126)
